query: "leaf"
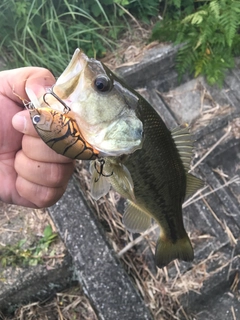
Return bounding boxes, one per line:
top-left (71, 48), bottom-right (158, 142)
top-left (1, 257), bottom-right (7, 267)
top-left (209, 0), bottom-right (220, 18)
top-left (43, 225), bottom-right (53, 240)
top-left (182, 10), bottom-right (207, 25)
top-left (29, 258), bottom-right (39, 266)
top-left (18, 239), bottom-right (27, 248)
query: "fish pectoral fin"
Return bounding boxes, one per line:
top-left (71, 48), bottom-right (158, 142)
top-left (110, 163), bottom-right (135, 201)
top-left (185, 173), bottom-right (205, 198)
top-left (155, 232), bottom-right (194, 268)
top-left (123, 200), bottom-right (151, 233)
top-left (90, 161), bottom-right (111, 200)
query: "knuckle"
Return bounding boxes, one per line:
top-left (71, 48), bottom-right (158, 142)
top-left (41, 187), bottom-right (59, 207)
top-left (48, 163), bottom-right (68, 187)
top-left (48, 162), bottom-right (73, 187)
top-left (16, 176), bottom-right (65, 208)
top-left (37, 185), bottom-right (65, 207)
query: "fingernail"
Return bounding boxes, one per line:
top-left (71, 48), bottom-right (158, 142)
top-left (26, 84), bottom-right (45, 98)
top-left (12, 113), bottom-right (27, 133)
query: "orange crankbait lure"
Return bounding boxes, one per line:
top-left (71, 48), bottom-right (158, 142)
top-left (14, 87), bottom-right (99, 160)
top-left (29, 107), bottom-right (99, 160)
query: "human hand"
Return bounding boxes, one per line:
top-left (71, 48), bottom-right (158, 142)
top-left (0, 67), bottom-right (75, 208)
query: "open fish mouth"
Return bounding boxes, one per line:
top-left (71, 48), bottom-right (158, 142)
top-left (26, 48), bottom-right (144, 157)
top-left (53, 49), bottom-right (88, 96)
top-left (41, 49), bottom-right (89, 110)
top-left (25, 49), bottom-right (88, 112)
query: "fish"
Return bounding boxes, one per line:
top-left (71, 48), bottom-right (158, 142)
top-left (26, 48), bottom-right (204, 268)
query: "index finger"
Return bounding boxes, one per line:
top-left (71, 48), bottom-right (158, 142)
top-left (0, 67), bottom-right (56, 106)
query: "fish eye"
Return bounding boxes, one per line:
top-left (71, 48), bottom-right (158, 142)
top-left (94, 75), bottom-right (112, 92)
top-left (32, 114), bottom-right (41, 124)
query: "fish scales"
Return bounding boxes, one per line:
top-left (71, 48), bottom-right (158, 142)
top-left (124, 99), bottom-right (187, 243)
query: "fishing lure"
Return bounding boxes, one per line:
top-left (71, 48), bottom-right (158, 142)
top-left (29, 107), bottom-right (99, 160)
top-left (17, 87), bottom-right (99, 160)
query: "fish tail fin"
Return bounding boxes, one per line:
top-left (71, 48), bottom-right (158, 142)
top-left (155, 232), bottom-right (194, 268)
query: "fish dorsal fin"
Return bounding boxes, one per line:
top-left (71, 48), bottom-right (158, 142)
top-left (185, 173), bottom-right (204, 198)
top-left (171, 127), bottom-right (204, 197)
top-left (90, 161), bottom-right (111, 200)
top-left (171, 126), bottom-right (193, 172)
top-left (123, 200), bottom-right (151, 233)
top-left (109, 163), bottom-right (135, 202)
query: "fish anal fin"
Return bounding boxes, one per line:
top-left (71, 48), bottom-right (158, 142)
top-left (155, 232), bottom-right (194, 268)
top-left (186, 173), bottom-right (204, 198)
top-left (123, 200), bottom-right (151, 233)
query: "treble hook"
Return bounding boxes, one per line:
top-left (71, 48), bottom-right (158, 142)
top-left (43, 86), bottom-right (71, 114)
top-left (94, 159), bottom-right (113, 183)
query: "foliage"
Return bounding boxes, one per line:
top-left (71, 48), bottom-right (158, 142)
top-left (116, 0), bottom-right (159, 23)
top-left (152, 0), bottom-right (240, 85)
top-left (0, 225), bottom-right (58, 267)
top-left (160, 0), bottom-right (196, 20)
top-left (0, 0), bottom-right (159, 74)
top-left (0, 0), bottom-right (114, 74)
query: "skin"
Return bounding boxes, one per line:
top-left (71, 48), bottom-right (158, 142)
top-left (0, 67), bottom-right (75, 208)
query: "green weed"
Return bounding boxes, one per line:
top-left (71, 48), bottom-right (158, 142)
top-left (0, 0), bottom-right (158, 74)
top-left (0, 225), bottom-right (58, 267)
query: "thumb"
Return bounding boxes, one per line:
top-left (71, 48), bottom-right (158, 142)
top-left (12, 110), bottom-right (39, 137)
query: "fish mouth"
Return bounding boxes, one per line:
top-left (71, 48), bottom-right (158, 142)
top-left (53, 48), bottom-right (88, 100)
top-left (39, 48), bottom-right (89, 112)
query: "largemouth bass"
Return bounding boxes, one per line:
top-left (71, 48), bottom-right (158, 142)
top-left (27, 49), bottom-right (203, 268)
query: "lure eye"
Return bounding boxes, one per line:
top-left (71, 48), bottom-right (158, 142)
top-left (32, 114), bottom-right (41, 124)
top-left (94, 75), bottom-right (112, 92)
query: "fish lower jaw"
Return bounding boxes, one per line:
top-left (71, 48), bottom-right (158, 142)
top-left (91, 138), bottom-right (143, 156)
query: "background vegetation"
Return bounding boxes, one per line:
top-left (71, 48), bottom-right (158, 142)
top-left (152, 0), bottom-right (240, 85)
top-left (0, 0), bottom-right (240, 84)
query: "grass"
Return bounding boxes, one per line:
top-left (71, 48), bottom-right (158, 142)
top-left (1, 286), bottom-right (98, 320)
top-left (0, 0), bottom-right (159, 75)
top-left (0, 0), bottom-right (120, 74)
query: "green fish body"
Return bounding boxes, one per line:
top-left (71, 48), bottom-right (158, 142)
top-left (90, 84), bottom-right (203, 268)
top-left (122, 95), bottom-right (200, 268)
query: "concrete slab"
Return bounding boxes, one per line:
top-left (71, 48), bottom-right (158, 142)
top-left (48, 178), bottom-right (153, 320)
